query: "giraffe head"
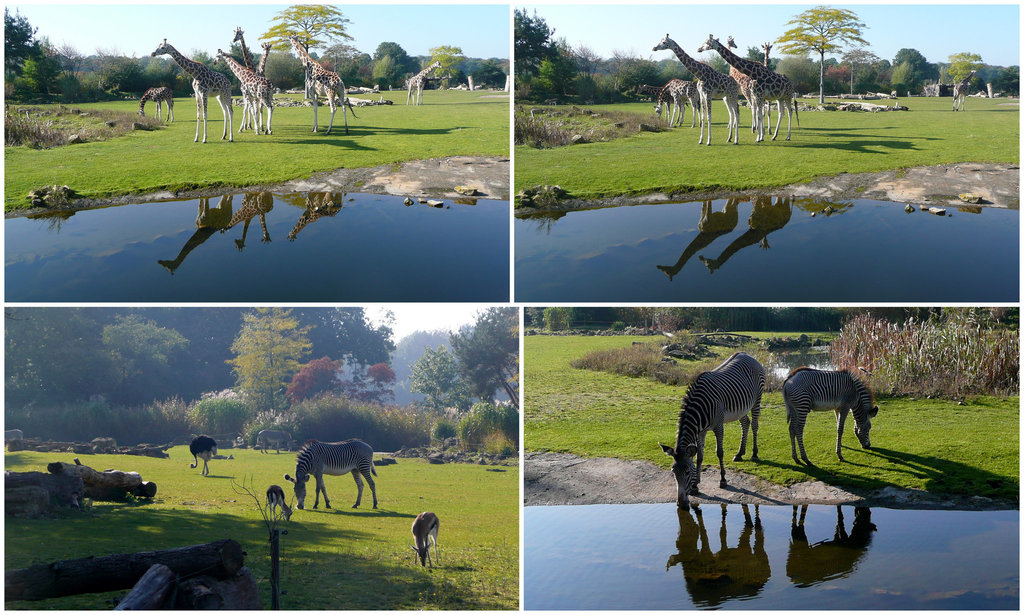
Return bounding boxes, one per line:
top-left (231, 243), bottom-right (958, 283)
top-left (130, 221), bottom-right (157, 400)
top-left (151, 39), bottom-right (173, 57)
top-left (262, 41), bottom-right (272, 54)
top-left (214, 49), bottom-right (230, 65)
top-left (726, 36), bottom-right (738, 50)
top-left (233, 27), bottom-right (245, 44)
top-left (652, 34), bottom-right (676, 53)
top-left (696, 35), bottom-right (722, 54)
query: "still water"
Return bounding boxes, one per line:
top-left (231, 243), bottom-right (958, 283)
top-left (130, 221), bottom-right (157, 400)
top-left (525, 502), bottom-right (1018, 610)
top-left (6, 191), bottom-right (510, 301)
top-left (515, 197), bottom-right (1019, 302)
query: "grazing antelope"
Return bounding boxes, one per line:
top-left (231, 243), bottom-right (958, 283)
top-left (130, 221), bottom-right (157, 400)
top-left (411, 511), bottom-right (440, 567)
top-left (266, 484), bottom-right (292, 521)
top-left (189, 435), bottom-right (217, 476)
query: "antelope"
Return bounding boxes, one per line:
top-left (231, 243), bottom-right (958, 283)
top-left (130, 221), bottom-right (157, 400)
top-left (411, 512), bottom-right (440, 567)
top-left (266, 484), bottom-right (292, 521)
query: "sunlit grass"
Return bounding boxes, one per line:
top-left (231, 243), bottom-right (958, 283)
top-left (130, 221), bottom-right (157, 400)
top-left (4, 446), bottom-right (518, 610)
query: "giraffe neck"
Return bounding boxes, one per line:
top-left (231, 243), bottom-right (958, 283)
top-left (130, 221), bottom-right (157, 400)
top-left (664, 40), bottom-right (716, 81)
top-left (710, 38), bottom-right (766, 76)
top-left (237, 34), bottom-right (254, 71)
top-left (221, 54), bottom-right (248, 80)
top-left (257, 46), bottom-right (270, 75)
top-left (165, 45), bottom-right (208, 79)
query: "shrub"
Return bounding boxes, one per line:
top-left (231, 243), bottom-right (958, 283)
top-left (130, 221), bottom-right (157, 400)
top-left (432, 418), bottom-right (457, 442)
top-left (289, 394), bottom-right (432, 452)
top-left (241, 410), bottom-right (302, 447)
top-left (458, 402), bottom-right (519, 451)
top-left (4, 397), bottom-right (192, 445)
top-left (188, 395), bottom-right (251, 435)
top-left (610, 321), bottom-right (626, 331)
top-left (481, 432), bottom-right (517, 456)
top-left (543, 307), bottom-right (573, 331)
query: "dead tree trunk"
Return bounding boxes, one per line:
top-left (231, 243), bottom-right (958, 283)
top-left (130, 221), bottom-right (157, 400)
top-left (5, 539), bottom-right (244, 602)
top-left (113, 564), bottom-right (176, 610)
top-left (5, 471), bottom-right (84, 516)
top-left (115, 565), bottom-right (263, 610)
top-left (46, 460), bottom-right (157, 500)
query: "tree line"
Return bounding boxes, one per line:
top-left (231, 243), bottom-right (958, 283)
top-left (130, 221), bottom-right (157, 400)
top-left (4, 7), bottom-right (509, 104)
top-left (515, 8), bottom-right (1018, 105)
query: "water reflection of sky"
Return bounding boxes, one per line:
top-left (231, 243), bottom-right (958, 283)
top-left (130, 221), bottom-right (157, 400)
top-left (525, 503), bottom-right (1018, 610)
top-left (5, 193), bottom-right (510, 302)
top-left (515, 198), bottom-right (1019, 302)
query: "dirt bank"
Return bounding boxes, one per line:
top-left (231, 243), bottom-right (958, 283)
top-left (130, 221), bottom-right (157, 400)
top-left (525, 451), bottom-right (1016, 511)
top-left (6, 155), bottom-right (510, 219)
top-left (515, 162), bottom-right (1019, 215)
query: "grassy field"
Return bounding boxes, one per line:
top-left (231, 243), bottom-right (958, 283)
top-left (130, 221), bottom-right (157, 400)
top-left (525, 335), bottom-right (1019, 500)
top-left (5, 89), bottom-right (509, 212)
top-left (4, 447), bottom-right (519, 610)
top-left (514, 96), bottom-right (1019, 200)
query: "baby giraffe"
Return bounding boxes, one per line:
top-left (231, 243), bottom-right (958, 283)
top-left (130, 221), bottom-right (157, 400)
top-left (411, 512), bottom-right (440, 567)
top-left (267, 484), bottom-right (292, 521)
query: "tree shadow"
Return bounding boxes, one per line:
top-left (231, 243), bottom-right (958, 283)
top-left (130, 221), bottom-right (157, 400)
top-left (861, 446), bottom-right (1016, 498)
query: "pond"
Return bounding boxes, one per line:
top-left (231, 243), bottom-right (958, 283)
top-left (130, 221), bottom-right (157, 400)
top-left (769, 347), bottom-right (834, 380)
top-left (525, 502), bottom-right (1018, 610)
top-left (5, 191), bottom-right (510, 302)
top-left (515, 197), bottom-right (1019, 302)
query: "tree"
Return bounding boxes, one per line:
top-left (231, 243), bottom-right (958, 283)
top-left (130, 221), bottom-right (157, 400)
top-left (776, 6), bottom-right (868, 103)
top-left (373, 41), bottom-right (417, 75)
top-left (286, 356), bottom-right (341, 403)
top-left (471, 59), bottom-right (507, 88)
top-left (514, 8), bottom-right (556, 79)
top-left (409, 345), bottom-right (474, 412)
top-left (992, 65), bottom-right (1019, 95)
top-left (428, 45), bottom-right (465, 87)
top-left (449, 307), bottom-right (519, 406)
top-left (842, 47), bottom-right (880, 94)
top-left (228, 308), bottom-right (312, 411)
top-left (53, 43), bottom-right (83, 75)
top-left (572, 43), bottom-right (601, 77)
top-left (372, 54), bottom-right (402, 89)
top-left (892, 48), bottom-right (938, 93)
top-left (5, 8), bottom-right (39, 77)
top-left (261, 4), bottom-right (352, 52)
top-left (947, 52), bottom-right (984, 84)
top-left (101, 315), bottom-right (189, 405)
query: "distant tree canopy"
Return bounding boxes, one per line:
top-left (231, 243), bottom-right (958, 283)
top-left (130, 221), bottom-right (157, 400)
top-left (5, 8), bottom-right (39, 76)
top-left (228, 308), bottom-right (312, 411)
top-left (776, 5), bottom-right (868, 103)
top-left (947, 51), bottom-right (984, 83)
top-left (261, 4), bottom-right (352, 52)
top-left (450, 307), bottom-right (519, 406)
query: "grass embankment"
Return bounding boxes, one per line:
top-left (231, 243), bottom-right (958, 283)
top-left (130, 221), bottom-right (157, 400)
top-left (4, 447), bottom-right (519, 610)
top-left (525, 335), bottom-right (1019, 500)
top-left (4, 90), bottom-right (509, 212)
top-left (514, 96), bottom-right (1019, 200)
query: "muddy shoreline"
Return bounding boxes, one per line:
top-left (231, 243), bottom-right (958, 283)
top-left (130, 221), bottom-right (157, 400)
top-left (515, 162), bottom-right (1019, 215)
top-left (525, 451), bottom-right (1017, 511)
top-left (6, 155), bottom-right (510, 219)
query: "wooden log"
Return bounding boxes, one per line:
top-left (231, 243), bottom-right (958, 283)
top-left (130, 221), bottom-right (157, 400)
top-left (5, 539), bottom-right (244, 602)
top-left (114, 564), bottom-right (176, 610)
top-left (174, 567), bottom-right (262, 610)
top-left (5, 471), bottom-right (84, 512)
top-left (46, 461), bottom-right (156, 500)
top-left (5, 486), bottom-right (51, 518)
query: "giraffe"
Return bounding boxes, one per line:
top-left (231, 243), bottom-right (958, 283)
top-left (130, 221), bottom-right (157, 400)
top-left (952, 70), bottom-right (976, 111)
top-left (232, 27), bottom-right (257, 130)
top-left (257, 41), bottom-right (272, 76)
top-left (216, 49), bottom-right (273, 135)
top-left (151, 39), bottom-right (233, 143)
top-left (698, 35), bottom-right (797, 142)
top-left (657, 79), bottom-right (701, 128)
top-left (653, 34), bottom-right (740, 145)
top-left (138, 87), bottom-right (174, 122)
top-left (760, 42), bottom-right (774, 134)
top-left (158, 195), bottom-right (234, 274)
top-left (288, 192), bottom-right (344, 240)
top-left (289, 35), bottom-right (354, 135)
top-left (657, 198), bottom-right (740, 280)
top-left (719, 41), bottom-right (761, 136)
top-left (407, 61), bottom-right (441, 106)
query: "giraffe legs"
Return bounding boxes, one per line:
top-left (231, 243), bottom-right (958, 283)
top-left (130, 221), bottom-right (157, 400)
top-left (194, 89), bottom-right (206, 143)
top-left (218, 92), bottom-right (233, 141)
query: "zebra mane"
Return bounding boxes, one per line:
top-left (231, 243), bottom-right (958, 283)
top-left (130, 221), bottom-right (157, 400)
top-left (675, 373), bottom-right (709, 447)
top-left (785, 365), bottom-right (815, 380)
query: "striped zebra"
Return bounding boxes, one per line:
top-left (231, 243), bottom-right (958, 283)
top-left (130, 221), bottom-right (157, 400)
top-left (783, 367), bottom-right (879, 466)
top-left (284, 439), bottom-right (378, 510)
top-left (659, 352), bottom-right (765, 507)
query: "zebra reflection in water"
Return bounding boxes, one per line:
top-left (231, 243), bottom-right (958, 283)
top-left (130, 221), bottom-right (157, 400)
top-left (787, 505), bottom-right (877, 587)
top-left (667, 503), bottom-right (770, 608)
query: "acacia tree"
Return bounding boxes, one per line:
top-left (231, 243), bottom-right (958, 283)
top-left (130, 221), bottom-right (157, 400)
top-left (947, 52), bottom-right (984, 84)
top-left (228, 308), bottom-right (312, 411)
top-left (262, 5), bottom-right (352, 97)
top-left (776, 6), bottom-right (868, 103)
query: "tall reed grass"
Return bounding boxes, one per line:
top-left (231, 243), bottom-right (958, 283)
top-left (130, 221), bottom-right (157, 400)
top-left (831, 311), bottom-right (1019, 398)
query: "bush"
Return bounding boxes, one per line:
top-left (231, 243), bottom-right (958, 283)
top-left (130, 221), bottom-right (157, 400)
top-left (610, 321), bottom-right (626, 331)
top-left (241, 410), bottom-right (302, 448)
top-left (432, 418), bottom-right (457, 442)
top-left (458, 402), bottom-right (519, 452)
top-left (4, 397), bottom-right (191, 445)
top-left (289, 394), bottom-right (432, 452)
top-left (543, 307), bottom-right (573, 331)
top-left (188, 394), bottom-right (251, 435)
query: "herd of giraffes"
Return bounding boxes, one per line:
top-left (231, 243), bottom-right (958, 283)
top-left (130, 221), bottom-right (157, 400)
top-left (140, 29), bottom-right (443, 143)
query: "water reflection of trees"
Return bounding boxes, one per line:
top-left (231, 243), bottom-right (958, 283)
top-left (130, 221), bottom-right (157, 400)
top-left (666, 504), bottom-right (770, 608)
top-left (787, 505), bottom-right (877, 588)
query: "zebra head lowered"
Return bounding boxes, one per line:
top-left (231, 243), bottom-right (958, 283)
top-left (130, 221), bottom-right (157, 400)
top-left (660, 441), bottom-right (700, 508)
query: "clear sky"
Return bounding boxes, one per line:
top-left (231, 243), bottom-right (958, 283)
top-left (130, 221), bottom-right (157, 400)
top-left (368, 304), bottom-right (490, 343)
top-left (517, 3), bottom-right (1020, 67)
top-left (9, 4), bottom-right (511, 59)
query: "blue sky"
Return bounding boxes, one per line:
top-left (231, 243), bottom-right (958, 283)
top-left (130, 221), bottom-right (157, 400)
top-left (517, 4), bottom-right (1020, 67)
top-left (8, 4), bottom-right (511, 59)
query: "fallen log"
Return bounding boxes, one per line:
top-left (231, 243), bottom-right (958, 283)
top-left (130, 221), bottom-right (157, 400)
top-left (114, 564), bottom-right (176, 610)
top-left (114, 565), bottom-right (263, 610)
top-left (5, 538), bottom-right (245, 602)
top-left (5, 471), bottom-right (84, 516)
top-left (46, 460), bottom-right (157, 500)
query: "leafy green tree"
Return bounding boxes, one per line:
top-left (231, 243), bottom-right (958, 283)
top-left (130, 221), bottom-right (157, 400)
top-left (947, 52), bottom-right (984, 84)
top-left (776, 54), bottom-right (819, 93)
top-left (373, 54), bottom-right (402, 89)
top-left (890, 61), bottom-right (915, 96)
top-left (228, 308), bottom-right (312, 411)
top-left (776, 6), bottom-right (868, 103)
top-left (20, 53), bottom-right (61, 97)
top-left (471, 59), bottom-right (507, 88)
top-left (102, 314), bottom-right (189, 405)
top-left (5, 8), bottom-right (39, 77)
top-left (992, 65), bottom-right (1019, 95)
top-left (450, 307), bottom-right (519, 406)
top-left (892, 48), bottom-right (938, 93)
top-left (373, 41), bottom-right (418, 75)
top-left (429, 45), bottom-right (465, 87)
top-left (514, 8), bottom-right (556, 79)
top-left (543, 307), bottom-right (574, 331)
top-left (535, 54), bottom-right (578, 102)
top-left (409, 345), bottom-right (474, 412)
top-left (261, 4), bottom-right (352, 52)
top-left (842, 47), bottom-right (880, 94)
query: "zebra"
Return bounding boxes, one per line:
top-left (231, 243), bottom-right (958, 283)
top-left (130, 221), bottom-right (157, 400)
top-left (411, 511), bottom-right (440, 567)
top-left (782, 367), bottom-right (879, 466)
top-left (189, 435), bottom-right (217, 476)
top-left (257, 429), bottom-right (291, 454)
top-left (659, 352), bottom-right (765, 508)
top-left (284, 439), bottom-right (378, 510)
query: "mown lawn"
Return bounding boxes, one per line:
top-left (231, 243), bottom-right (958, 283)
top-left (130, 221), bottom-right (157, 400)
top-left (4, 447), bottom-right (519, 610)
top-left (515, 96), bottom-right (1019, 200)
top-left (5, 89), bottom-right (509, 212)
top-left (525, 335), bottom-right (1019, 501)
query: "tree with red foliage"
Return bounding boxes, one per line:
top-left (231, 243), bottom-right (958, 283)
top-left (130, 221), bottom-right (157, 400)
top-left (286, 356), bottom-right (342, 403)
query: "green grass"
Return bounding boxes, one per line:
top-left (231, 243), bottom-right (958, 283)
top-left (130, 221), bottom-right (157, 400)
top-left (515, 96), bottom-right (1019, 200)
top-left (4, 447), bottom-right (518, 610)
top-left (4, 90), bottom-right (509, 212)
top-left (525, 335), bottom-right (1019, 501)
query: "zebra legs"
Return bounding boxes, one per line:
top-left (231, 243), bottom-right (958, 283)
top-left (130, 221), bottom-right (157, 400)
top-left (788, 403), bottom-right (813, 466)
top-left (713, 423), bottom-right (727, 488)
top-left (834, 408), bottom-right (850, 462)
top-left (351, 468), bottom-right (378, 508)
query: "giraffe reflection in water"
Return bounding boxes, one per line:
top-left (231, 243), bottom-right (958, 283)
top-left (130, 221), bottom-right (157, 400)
top-left (657, 198), bottom-right (740, 280)
top-left (787, 504), bottom-right (877, 588)
top-left (288, 191), bottom-right (345, 241)
top-left (666, 503), bottom-right (770, 607)
top-left (158, 192), bottom-right (274, 274)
